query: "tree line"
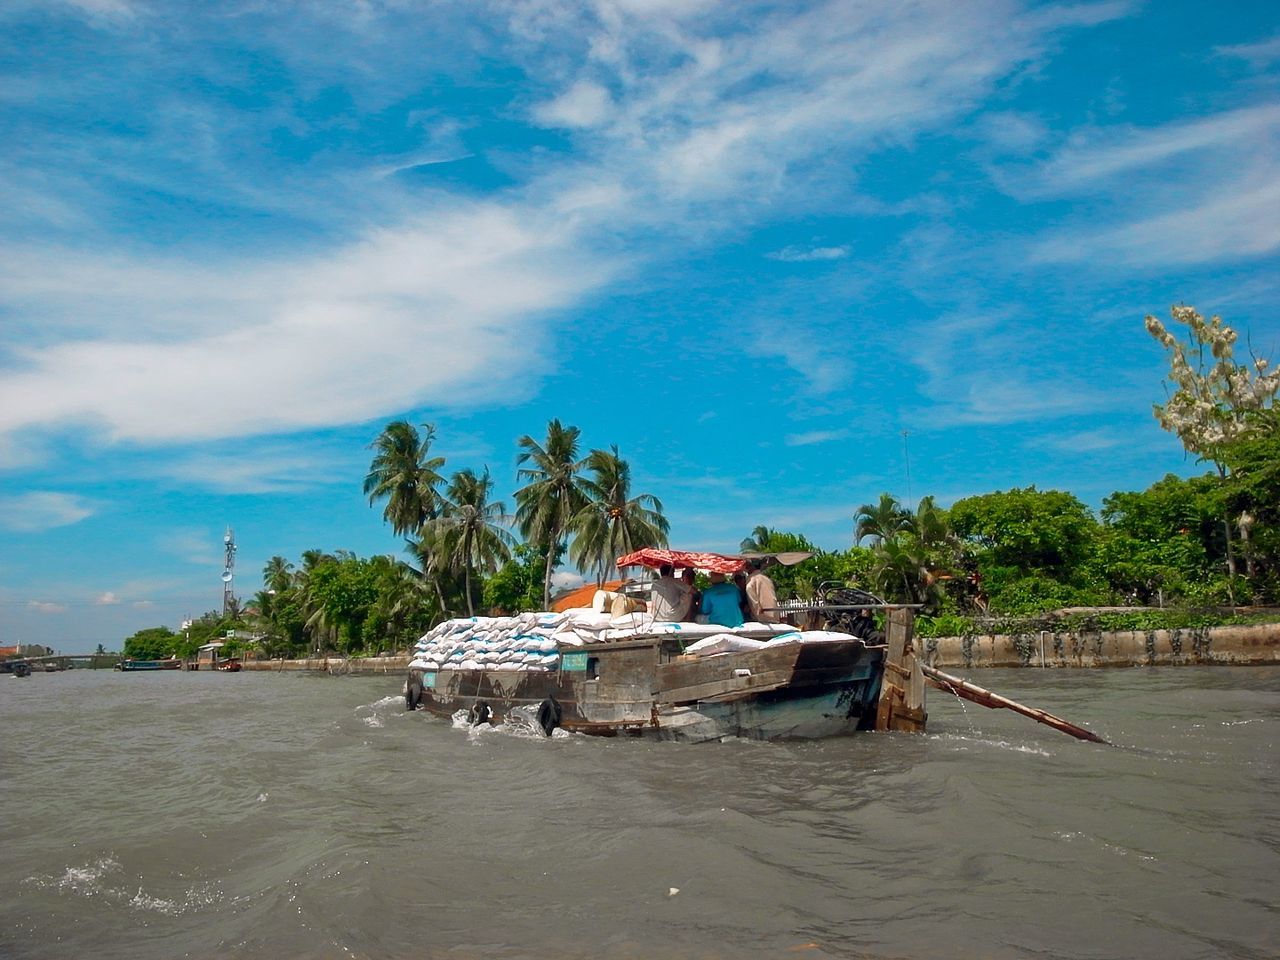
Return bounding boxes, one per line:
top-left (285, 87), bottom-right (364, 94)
top-left (122, 306), bottom-right (1279, 659)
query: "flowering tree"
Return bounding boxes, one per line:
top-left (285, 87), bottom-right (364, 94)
top-left (1145, 306), bottom-right (1280, 455)
top-left (1145, 305), bottom-right (1280, 593)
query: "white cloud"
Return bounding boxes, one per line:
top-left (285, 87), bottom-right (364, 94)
top-left (768, 245), bottom-right (851, 263)
top-left (0, 0), bottom-right (1137, 456)
top-left (96, 592), bottom-right (120, 605)
top-left (1028, 427), bottom-right (1160, 455)
top-left (27, 600), bottom-right (68, 614)
top-left (551, 569), bottom-right (585, 592)
top-left (905, 308), bottom-right (1109, 426)
top-left (785, 429), bottom-right (849, 447)
top-left (534, 81), bottom-right (614, 128)
top-left (1029, 104), bottom-right (1280, 194)
top-left (750, 325), bottom-right (849, 396)
top-left (0, 492), bottom-right (95, 532)
top-left (158, 443), bottom-right (348, 495)
top-left (1214, 34), bottom-right (1280, 68)
top-left (0, 202), bottom-right (617, 445)
top-left (160, 529), bottom-right (224, 567)
top-left (1034, 173), bottom-right (1280, 266)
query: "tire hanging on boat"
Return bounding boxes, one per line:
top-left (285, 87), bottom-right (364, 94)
top-left (470, 702), bottom-right (492, 726)
top-left (536, 696), bottom-right (562, 737)
top-left (405, 672), bottom-right (423, 711)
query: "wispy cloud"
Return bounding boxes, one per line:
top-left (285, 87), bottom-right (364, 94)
top-left (159, 529), bottom-right (224, 567)
top-left (158, 443), bottom-right (349, 495)
top-left (0, 492), bottom-right (95, 532)
top-left (0, 0), bottom-right (1133, 457)
top-left (905, 308), bottom-right (1110, 426)
top-left (1034, 173), bottom-right (1280, 266)
top-left (95, 592), bottom-right (120, 605)
top-left (785, 429), bottom-right (849, 446)
top-left (1027, 104), bottom-right (1280, 194)
top-left (1012, 103), bottom-right (1280, 266)
top-left (27, 600), bottom-right (68, 614)
top-left (1214, 34), bottom-right (1280, 68)
top-left (767, 245), bottom-right (851, 263)
top-left (0, 203), bottom-right (617, 446)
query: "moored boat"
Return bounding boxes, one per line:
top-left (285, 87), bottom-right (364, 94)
top-left (115, 658), bottom-right (183, 671)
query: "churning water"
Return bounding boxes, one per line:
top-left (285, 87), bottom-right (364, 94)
top-left (1, 666), bottom-right (1276, 960)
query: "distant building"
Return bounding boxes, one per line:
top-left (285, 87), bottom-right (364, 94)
top-left (2, 643), bottom-right (53, 658)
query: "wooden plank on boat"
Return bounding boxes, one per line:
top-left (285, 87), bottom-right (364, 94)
top-left (657, 669), bottom-right (793, 705)
top-left (874, 608), bottom-right (928, 733)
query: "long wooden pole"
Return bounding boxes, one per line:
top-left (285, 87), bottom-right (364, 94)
top-left (921, 663), bottom-right (1109, 744)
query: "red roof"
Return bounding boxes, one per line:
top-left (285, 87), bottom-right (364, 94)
top-left (615, 548), bottom-right (746, 574)
top-left (551, 579), bottom-right (625, 612)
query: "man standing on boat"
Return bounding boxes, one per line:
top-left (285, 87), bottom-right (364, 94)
top-left (746, 559), bottom-right (781, 623)
top-left (650, 564), bottom-right (691, 621)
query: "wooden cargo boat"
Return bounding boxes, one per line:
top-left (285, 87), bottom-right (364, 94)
top-left (410, 632), bottom-right (897, 741)
top-left (406, 553), bottom-right (928, 743)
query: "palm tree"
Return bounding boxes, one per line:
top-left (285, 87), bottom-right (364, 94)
top-left (407, 528), bottom-right (454, 621)
top-left (428, 468), bottom-right (515, 616)
top-left (262, 555), bottom-right (293, 594)
top-left (740, 525), bottom-right (775, 553)
top-left (855, 493), bottom-right (913, 545)
top-left (363, 421), bottom-right (446, 537)
top-left (514, 419), bottom-right (589, 607)
top-left (911, 495), bottom-right (950, 548)
top-left (571, 446), bottom-right (670, 584)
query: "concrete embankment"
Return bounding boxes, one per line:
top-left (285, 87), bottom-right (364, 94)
top-left (242, 656), bottom-right (410, 675)
top-left (923, 621), bottom-right (1280, 669)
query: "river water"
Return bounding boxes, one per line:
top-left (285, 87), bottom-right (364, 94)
top-left (1, 666), bottom-right (1276, 960)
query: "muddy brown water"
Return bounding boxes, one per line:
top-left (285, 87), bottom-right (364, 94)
top-left (1, 666), bottom-right (1276, 960)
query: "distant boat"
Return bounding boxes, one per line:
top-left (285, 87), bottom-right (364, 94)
top-left (116, 658), bottom-right (183, 672)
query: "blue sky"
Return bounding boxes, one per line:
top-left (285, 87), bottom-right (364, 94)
top-left (2, 0), bottom-right (1277, 651)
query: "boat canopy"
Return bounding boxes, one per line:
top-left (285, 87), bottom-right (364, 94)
top-left (615, 548), bottom-right (816, 574)
top-left (616, 548), bottom-right (745, 573)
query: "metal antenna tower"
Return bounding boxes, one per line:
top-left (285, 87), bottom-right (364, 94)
top-left (221, 527), bottom-right (237, 616)
top-left (902, 430), bottom-right (914, 512)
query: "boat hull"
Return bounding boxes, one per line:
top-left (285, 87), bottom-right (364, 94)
top-left (409, 638), bottom-right (884, 742)
top-left (116, 659), bottom-right (183, 671)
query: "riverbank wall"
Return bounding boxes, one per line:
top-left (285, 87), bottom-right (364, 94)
top-left (242, 655), bottom-right (410, 675)
top-left (922, 621), bottom-right (1280, 669)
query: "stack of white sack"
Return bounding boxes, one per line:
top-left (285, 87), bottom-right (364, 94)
top-left (406, 611), bottom-right (839, 672)
top-left (408, 612), bottom-right (566, 672)
top-left (683, 634), bottom-right (767, 656)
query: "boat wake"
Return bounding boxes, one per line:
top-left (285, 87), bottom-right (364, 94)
top-left (933, 731), bottom-right (1054, 757)
top-left (24, 856), bottom-right (226, 916)
top-left (355, 694), bottom-right (405, 728)
top-left (450, 707), bottom-right (573, 741)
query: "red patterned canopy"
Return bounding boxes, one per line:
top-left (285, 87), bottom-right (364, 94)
top-left (614, 548), bottom-right (746, 573)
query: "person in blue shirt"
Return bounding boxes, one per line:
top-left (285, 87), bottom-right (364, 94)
top-left (701, 571), bottom-right (745, 628)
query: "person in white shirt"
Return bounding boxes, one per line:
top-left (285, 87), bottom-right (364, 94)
top-left (649, 564), bottom-right (691, 621)
top-left (745, 559), bottom-right (780, 623)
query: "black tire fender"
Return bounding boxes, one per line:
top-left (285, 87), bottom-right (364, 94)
top-left (536, 696), bottom-right (562, 737)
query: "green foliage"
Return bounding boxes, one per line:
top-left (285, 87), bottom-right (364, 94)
top-left (484, 543), bottom-right (552, 614)
top-left (306, 555), bottom-right (382, 653)
top-left (1221, 407), bottom-right (1280, 600)
top-left (949, 487), bottom-right (1098, 573)
top-left (122, 626), bottom-right (177, 660)
top-left (915, 612), bottom-right (974, 638)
